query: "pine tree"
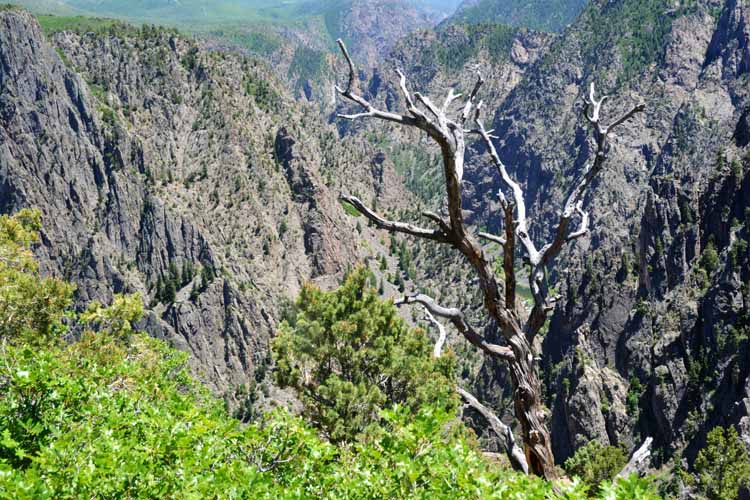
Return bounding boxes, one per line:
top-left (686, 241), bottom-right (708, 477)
top-left (163, 279), bottom-right (177, 304)
top-left (272, 268), bottom-right (456, 442)
top-left (693, 426), bottom-right (750, 500)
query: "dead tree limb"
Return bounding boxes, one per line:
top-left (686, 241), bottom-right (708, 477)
top-left (615, 437), bottom-right (653, 480)
top-left (335, 39), bottom-right (644, 479)
top-left (457, 387), bottom-right (529, 474)
top-left (420, 309), bottom-right (447, 358)
top-left (395, 294), bottom-right (514, 361)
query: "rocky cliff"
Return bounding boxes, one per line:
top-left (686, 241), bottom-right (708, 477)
top-left (460, 0), bottom-right (750, 470)
top-left (0, 7), bottom-right (412, 408)
top-left (343, 0), bottom-right (750, 476)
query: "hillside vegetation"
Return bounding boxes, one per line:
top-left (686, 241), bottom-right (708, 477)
top-left (447, 0), bottom-right (587, 32)
top-left (0, 210), bottom-right (664, 498)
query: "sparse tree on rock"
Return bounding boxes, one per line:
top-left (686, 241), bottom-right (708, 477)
top-left (333, 39), bottom-right (644, 479)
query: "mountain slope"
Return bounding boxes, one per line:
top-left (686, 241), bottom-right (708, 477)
top-left (447, 0), bottom-right (588, 32)
top-left (0, 7), bottom-right (412, 405)
top-left (460, 0), bottom-right (749, 467)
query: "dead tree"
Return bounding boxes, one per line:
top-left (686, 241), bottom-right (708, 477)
top-left (335, 39), bottom-right (644, 479)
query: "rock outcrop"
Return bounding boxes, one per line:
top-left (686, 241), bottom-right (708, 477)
top-left (0, 8), bottom-right (411, 405)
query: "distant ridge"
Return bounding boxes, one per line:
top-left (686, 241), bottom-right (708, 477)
top-left (446, 0), bottom-right (588, 32)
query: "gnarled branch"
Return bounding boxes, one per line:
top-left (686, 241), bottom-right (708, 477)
top-left (458, 387), bottom-right (529, 474)
top-left (395, 293), bottom-right (514, 361)
top-left (335, 39), bottom-right (416, 126)
top-left (341, 196), bottom-right (449, 243)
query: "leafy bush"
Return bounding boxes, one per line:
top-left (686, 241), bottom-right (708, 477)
top-left (564, 440), bottom-right (628, 492)
top-left (273, 267), bottom-right (457, 442)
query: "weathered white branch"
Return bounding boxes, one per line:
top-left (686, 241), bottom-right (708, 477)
top-left (478, 232), bottom-right (507, 246)
top-left (421, 211), bottom-right (451, 233)
top-left (457, 387), bottom-right (529, 474)
top-left (395, 68), bottom-right (430, 124)
top-left (442, 88), bottom-right (462, 114)
top-left (421, 310), bottom-right (447, 358)
top-left (415, 92), bottom-right (441, 120)
top-left (566, 203), bottom-right (590, 242)
top-left (341, 196), bottom-right (449, 242)
top-left (335, 40), bottom-right (416, 126)
top-left (461, 73), bottom-right (484, 124)
top-left (475, 108), bottom-right (540, 265)
top-left (615, 437), bottom-right (653, 479)
top-left (536, 85), bottom-right (645, 271)
top-left (396, 293), bottom-right (514, 361)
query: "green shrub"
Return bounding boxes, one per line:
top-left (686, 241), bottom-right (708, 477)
top-left (700, 241), bottom-right (720, 274)
top-left (564, 440), bottom-right (628, 492)
top-left (273, 267), bottom-right (457, 442)
top-left (692, 426), bottom-right (750, 500)
top-left (0, 210), bottom-right (662, 499)
top-left (0, 209), bottom-right (74, 344)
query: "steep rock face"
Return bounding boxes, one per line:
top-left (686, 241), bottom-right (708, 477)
top-left (463, 0), bottom-right (750, 464)
top-left (339, 0), bottom-right (750, 468)
top-left (0, 9), bottom-right (409, 401)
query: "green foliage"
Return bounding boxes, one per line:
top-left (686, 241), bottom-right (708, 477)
top-left (203, 28), bottom-right (282, 56)
top-left (340, 199), bottom-right (362, 217)
top-left (564, 440), bottom-right (628, 493)
top-left (627, 377), bottom-right (643, 416)
top-left (287, 45), bottom-right (327, 86)
top-left (244, 73), bottom-right (281, 112)
top-left (180, 46), bottom-right (199, 71)
top-left (421, 23), bottom-right (519, 72)
top-left (0, 209), bottom-right (661, 499)
top-left (80, 293), bottom-right (144, 340)
top-left (36, 14), bottom-right (126, 36)
top-left (692, 426), bottom-right (750, 500)
top-left (0, 209), bottom-right (74, 344)
top-left (273, 267), bottom-right (457, 442)
top-left (154, 261), bottom-right (190, 305)
top-left (577, 0), bottom-right (700, 84)
top-left (700, 241), bottom-right (720, 275)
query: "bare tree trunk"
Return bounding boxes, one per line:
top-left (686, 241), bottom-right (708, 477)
top-left (333, 39), bottom-right (644, 479)
top-left (506, 332), bottom-right (557, 478)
